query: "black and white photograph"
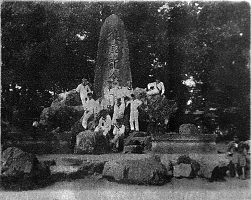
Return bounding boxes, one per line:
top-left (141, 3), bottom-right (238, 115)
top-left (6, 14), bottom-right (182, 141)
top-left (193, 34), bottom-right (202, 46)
top-left (1, 1), bottom-right (250, 199)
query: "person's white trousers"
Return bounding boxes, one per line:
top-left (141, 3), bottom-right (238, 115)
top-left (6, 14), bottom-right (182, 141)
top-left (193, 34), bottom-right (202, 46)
top-left (130, 111), bottom-right (139, 131)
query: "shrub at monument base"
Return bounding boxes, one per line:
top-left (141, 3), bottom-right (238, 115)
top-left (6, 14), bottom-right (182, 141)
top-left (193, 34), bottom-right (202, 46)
top-left (179, 124), bottom-right (199, 135)
top-left (39, 105), bottom-right (85, 132)
top-left (51, 90), bottom-right (82, 107)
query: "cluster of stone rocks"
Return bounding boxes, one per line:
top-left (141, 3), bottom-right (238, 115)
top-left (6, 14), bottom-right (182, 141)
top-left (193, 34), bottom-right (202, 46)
top-left (2, 147), bottom-right (242, 190)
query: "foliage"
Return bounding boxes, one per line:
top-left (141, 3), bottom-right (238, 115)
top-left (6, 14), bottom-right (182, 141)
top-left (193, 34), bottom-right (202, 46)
top-left (146, 95), bottom-right (178, 125)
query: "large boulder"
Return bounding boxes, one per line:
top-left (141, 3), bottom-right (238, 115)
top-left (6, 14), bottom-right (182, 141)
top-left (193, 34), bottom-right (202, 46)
top-left (74, 130), bottom-right (110, 154)
top-left (102, 156), bottom-right (169, 185)
top-left (179, 124), bottom-right (199, 135)
top-left (1, 147), bottom-right (38, 177)
top-left (39, 105), bottom-right (85, 132)
top-left (197, 154), bottom-right (229, 180)
top-left (1, 147), bottom-right (51, 190)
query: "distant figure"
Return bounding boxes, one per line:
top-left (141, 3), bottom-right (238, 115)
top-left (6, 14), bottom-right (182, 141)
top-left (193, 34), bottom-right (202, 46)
top-left (147, 78), bottom-right (165, 96)
top-left (110, 119), bottom-right (125, 151)
top-left (227, 135), bottom-right (248, 180)
top-left (127, 94), bottom-right (142, 131)
top-left (32, 120), bottom-right (39, 141)
top-left (82, 93), bottom-right (96, 129)
top-left (76, 78), bottom-right (92, 109)
top-left (112, 97), bottom-right (125, 125)
top-left (94, 110), bottom-right (112, 136)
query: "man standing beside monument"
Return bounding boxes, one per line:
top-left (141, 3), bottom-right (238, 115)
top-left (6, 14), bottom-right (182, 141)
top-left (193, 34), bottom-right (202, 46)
top-left (82, 93), bottom-right (96, 129)
top-left (75, 78), bottom-right (92, 109)
top-left (112, 97), bottom-right (125, 125)
top-left (128, 94), bottom-right (142, 132)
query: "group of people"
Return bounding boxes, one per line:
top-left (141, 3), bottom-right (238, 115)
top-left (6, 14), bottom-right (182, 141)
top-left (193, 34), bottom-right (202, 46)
top-left (75, 77), bottom-right (165, 151)
top-left (227, 135), bottom-right (250, 180)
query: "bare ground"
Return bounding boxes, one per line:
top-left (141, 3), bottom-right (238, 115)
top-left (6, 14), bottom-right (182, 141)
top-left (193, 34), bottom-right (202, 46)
top-left (0, 176), bottom-right (250, 200)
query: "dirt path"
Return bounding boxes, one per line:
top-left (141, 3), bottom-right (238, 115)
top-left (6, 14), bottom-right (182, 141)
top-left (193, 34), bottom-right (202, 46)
top-left (0, 177), bottom-right (250, 200)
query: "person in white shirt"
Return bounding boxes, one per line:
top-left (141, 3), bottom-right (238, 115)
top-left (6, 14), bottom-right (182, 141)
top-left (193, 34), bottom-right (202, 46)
top-left (112, 97), bottom-right (125, 125)
top-left (127, 94), bottom-right (142, 131)
top-left (146, 78), bottom-right (165, 96)
top-left (82, 93), bottom-right (96, 129)
top-left (94, 110), bottom-right (112, 136)
top-left (111, 119), bottom-right (125, 150)
top-left (155, 78), bottom-right (165, 95)
top-left (75, 78), bottom-right (92, 109)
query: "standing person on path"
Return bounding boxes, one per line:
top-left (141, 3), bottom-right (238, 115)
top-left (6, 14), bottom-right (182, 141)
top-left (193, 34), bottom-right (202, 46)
top-left (75, 78), bottom-right (92, 109)
top-left (128, 94), bottom-right (142, 132)
top-left (82, 93), bottom-right (96, 129)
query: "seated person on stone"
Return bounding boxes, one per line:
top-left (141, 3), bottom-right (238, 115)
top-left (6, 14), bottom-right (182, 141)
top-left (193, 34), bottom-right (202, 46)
top-left (110, 119), bottom-right (125, 151)
top-left (147, 77), bottom-right (165, 96)
top-left (112, 97), bottom-right (125, 125)
top-left (94, 110), bottom-right (112, 137)
top-left (82, 93), bottom-right (96, 129)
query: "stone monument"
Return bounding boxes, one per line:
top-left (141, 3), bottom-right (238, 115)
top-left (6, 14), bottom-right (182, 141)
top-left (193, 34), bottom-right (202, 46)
top-left (94, 14), bottom-right (132, 98)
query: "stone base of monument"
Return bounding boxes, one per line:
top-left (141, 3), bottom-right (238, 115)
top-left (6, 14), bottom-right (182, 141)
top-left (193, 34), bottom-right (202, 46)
top-left (151, 134), bottom-right (217, 154)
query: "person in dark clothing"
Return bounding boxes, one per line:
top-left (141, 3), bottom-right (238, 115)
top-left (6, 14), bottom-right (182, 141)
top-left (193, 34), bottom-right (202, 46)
top-left (123, 96), bottom-right (131, 138)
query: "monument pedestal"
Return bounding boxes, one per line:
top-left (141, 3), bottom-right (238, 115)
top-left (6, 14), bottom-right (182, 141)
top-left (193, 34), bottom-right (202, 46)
top-left (151, 134), bottom-right (217, 154)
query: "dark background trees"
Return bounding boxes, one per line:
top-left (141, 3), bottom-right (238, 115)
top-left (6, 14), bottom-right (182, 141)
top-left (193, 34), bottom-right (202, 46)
top-left (1, 1), bottom-right (250, 140)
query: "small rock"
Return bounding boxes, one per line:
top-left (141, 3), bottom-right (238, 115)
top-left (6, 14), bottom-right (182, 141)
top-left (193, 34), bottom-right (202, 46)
top-left (173, 163), bottom-right (192, 178)
top-left (75, 130), bottom-right (96, 154)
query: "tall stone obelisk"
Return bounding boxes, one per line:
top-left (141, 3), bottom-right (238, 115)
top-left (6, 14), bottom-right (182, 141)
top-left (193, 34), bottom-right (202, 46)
top-left (94, 14), bottom-right (132, 98)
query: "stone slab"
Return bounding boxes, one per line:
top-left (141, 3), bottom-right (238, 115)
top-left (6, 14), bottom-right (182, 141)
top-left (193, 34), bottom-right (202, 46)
top-left (152, 134), bottom-right (217, 154)
top-left (152, 141), bottom-right (217, 154)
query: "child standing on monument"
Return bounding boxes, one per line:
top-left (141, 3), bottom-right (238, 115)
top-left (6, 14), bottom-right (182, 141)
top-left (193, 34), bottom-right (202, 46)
top-left (128, 94), bottom-right (142, 132)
